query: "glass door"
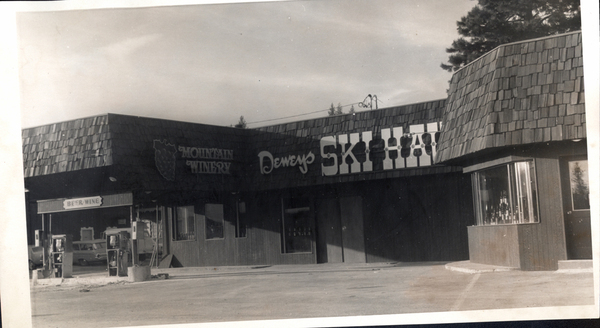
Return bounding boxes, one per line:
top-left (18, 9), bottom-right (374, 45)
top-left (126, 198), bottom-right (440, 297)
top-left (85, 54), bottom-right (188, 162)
top-left (560, 157), bottom-right (592, 259)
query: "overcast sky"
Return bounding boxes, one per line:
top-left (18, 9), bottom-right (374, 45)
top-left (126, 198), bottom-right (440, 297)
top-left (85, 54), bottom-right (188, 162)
top-left (17, 0), bottom-right (476, 128)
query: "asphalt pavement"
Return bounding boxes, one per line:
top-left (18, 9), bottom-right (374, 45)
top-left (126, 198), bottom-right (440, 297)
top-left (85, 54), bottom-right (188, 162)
top-left (27, 261), bottom-right (596, 328)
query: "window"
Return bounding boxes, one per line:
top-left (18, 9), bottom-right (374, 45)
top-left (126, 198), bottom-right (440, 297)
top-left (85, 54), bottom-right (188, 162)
top-left (472, 161), bottom-right (539, 225)
top-left (568, 160), bottom-right (590, 211)
top-left (281, 198), bottom-right (312, 253)
top-left (205, 204), bottom-right (224, 240)
top-left (173, 206), bottom-right (195, 241)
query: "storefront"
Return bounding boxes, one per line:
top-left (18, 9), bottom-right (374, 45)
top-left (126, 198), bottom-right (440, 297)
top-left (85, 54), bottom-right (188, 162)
top-left (436, 31), bottom-right (590, 270)
top-left (23, 100), bottom-right (473, 268)
top-left (22, 31), bottom-right (589, 271)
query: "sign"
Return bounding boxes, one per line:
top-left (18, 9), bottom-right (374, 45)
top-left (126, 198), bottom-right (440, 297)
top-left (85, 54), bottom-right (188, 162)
top-left (63, 196), bottom-right (103, 210)
top-left (256, 122), bottom-right (441, 177)
top-left (153, 140), bottom-right (234, 181)
top-left (320, 122), bottom-right (440, 176)
top-left (258, 151), bottom-right (316, 175)
top-left (180, 146), bottom-right (233, 175)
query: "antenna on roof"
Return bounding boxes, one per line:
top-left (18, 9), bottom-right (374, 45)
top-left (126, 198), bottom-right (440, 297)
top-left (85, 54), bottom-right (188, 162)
top-left (359, 94), bottom-right (378, 110)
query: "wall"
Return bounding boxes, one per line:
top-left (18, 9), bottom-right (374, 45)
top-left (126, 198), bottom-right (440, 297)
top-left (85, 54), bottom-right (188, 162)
top-left (364, 174), bottom-right (472, 263)
top-left (168, 172), bottom-right (473, 267)
top-left (465, 141), bottom-right (586, 270)
top-left (168, 191), bottom-right (317, 267)
top-left (468, 225), bottom-right (522, 268)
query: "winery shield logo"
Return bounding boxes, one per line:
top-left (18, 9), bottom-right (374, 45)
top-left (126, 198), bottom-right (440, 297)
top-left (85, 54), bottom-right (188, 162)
top-left (153, 139), bottom-right (177, 181)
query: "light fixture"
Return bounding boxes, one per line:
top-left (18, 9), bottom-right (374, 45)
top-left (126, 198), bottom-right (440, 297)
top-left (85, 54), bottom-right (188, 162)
top-left (109, 177), bottom-right (117, 182)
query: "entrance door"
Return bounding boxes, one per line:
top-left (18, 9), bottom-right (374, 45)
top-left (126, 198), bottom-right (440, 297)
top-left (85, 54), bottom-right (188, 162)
top-left (560, 157), bottom-right (592, 259)
top-left (316, 196), bottom-right (365, 263)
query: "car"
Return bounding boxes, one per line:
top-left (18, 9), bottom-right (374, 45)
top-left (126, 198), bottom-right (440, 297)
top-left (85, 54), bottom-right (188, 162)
top-left (73, 240), bottom-right (107, 266)
top-left (28, 245), bottom-right (44, 270)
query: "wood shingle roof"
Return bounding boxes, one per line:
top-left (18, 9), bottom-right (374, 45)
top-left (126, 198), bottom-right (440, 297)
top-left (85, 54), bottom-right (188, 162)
top-left (22, 115), bottom-right (112, 178)
top-left (436, 31), bottom-right (585, 163)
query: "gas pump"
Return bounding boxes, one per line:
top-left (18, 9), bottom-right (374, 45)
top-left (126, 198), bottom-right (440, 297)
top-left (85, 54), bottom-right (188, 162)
top-left (50, 234), bottom-right (73, 278)
top-left (107, 231), bottom-right (130, 276)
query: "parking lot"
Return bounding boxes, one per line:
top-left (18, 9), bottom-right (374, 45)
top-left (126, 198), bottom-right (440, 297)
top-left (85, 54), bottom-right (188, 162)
top-left (29, 262), bottom-right (596, 328)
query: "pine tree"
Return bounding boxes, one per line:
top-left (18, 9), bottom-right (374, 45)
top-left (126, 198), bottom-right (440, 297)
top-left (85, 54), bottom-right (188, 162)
top-left (571, 161), bottom-right (589, 209)
top-left (234, 116), bottom-right (247, 129)
top-left (442, 0), bottom-right (581, 72)
top-left (348, 104), bottom-right (356, 115)
top-left (335, 103), bottom-right (344, 115)
top-left (327, 103), bottom-right (336, 116)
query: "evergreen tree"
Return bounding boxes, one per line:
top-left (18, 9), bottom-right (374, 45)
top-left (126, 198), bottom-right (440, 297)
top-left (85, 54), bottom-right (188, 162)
top-left (234, 116), bottom-right (247, 129)
top-left (328, 103), bottom-right (336, 116)
top-left (335, 103), bottom-right (344, 115)
top-left (348, 104), bottom-right (356, 115)
top-left (571, 161), bottom-right (589, 209)
top-left (442, 0), bottom-right (581, 72)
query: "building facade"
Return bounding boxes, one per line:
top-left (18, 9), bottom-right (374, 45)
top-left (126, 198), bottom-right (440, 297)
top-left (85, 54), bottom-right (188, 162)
top-left (22, 31), bottom-right (589, 270)
top-left (436, 31), bottom-right (589, 270)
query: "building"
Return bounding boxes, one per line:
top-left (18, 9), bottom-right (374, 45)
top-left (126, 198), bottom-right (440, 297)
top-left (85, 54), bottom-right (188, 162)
top-left (436, 31), bottom-right (589, 270)
top-left (22, 31), bottom-right (589, 270)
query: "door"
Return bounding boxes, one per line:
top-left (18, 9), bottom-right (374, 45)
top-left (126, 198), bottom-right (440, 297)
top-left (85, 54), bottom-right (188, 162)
top-left (316, 198), bottom-right (343, 263)
top-left (560, 157), bottom-right (592, 259)
top-left (316, 196), bottom-right (366, 263)
top-left (339, 196), bottom-right (366, 263)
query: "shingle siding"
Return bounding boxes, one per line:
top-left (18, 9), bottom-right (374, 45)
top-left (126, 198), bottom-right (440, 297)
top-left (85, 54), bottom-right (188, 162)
top-left (22, 115), bottom-right (112, 178)
top-left (22, 95), bottom-right (454, 187)
top-left (436, 31), bottom-right (585, 163)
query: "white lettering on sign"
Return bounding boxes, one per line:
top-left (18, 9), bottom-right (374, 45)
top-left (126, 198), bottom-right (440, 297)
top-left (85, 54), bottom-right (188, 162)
top-left (320, 131), bottom-right (373, 176)
top-left (178, 146), bottom-right (234, 160)
top-left (186, 160), bottom-right (231, 174)
top-left (258, 151), bottom-right (316, 174)
top-left (320, 122), bottom-right (440, 176)
top-left (63, 196), bottom-right (103, 210)
top-left (177, 145), bottom-right (234, 175)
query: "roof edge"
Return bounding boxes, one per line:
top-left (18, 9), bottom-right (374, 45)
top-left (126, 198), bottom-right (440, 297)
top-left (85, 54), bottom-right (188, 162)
top-left (453, 30), bottom-right (582, 75)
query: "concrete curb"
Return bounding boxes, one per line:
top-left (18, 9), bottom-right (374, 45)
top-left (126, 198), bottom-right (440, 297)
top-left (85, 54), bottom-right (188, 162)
top-left (31, 275), bottom-right (130, 288)
top-left (445, 261), bottom-right (518, 274)
top-left (554, 268), bottom-right (593, 274)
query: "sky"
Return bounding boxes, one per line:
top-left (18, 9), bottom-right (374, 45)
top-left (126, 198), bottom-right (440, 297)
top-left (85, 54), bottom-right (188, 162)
top-left (16, 0), bottom-right (477, 128)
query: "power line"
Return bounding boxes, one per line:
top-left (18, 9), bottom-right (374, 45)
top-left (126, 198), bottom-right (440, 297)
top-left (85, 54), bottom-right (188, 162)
top-left (246, 102), bottom-right (362, 126)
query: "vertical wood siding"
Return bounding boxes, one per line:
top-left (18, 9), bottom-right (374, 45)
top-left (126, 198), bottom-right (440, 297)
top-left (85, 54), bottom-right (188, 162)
top-left (363, 173), bottom-right (472, 263)
top-left (517, 156), bottom-right (567, 270)
top-left (467, 225), bottom-right (521, 268)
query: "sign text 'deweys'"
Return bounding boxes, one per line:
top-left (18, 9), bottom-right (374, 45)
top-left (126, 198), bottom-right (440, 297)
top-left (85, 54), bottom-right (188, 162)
top-left (258, 151), bottom-right (316, 174)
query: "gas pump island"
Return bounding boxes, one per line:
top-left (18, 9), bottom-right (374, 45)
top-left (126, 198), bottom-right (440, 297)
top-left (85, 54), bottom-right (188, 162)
top-left (33, 194), bottom-right (151, 281)
top-left (107, 231), bottom-right (130, 277)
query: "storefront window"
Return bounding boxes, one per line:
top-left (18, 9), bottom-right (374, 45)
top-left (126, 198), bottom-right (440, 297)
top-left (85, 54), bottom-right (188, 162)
top-left (472, 161), bottom-right (539, 225)
top-left (173, 206), bottom-right (195, 241)
top-left (281, 198), bottom-right (312, 253)
top-left (205, 204), bottom-right (224, 240)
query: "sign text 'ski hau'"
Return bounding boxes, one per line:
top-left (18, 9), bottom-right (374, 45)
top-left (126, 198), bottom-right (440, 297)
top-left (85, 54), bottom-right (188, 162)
top-left (258, 122), bottom-right (440, 176)
top-left (320, 122), bottom-right (441, 176)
